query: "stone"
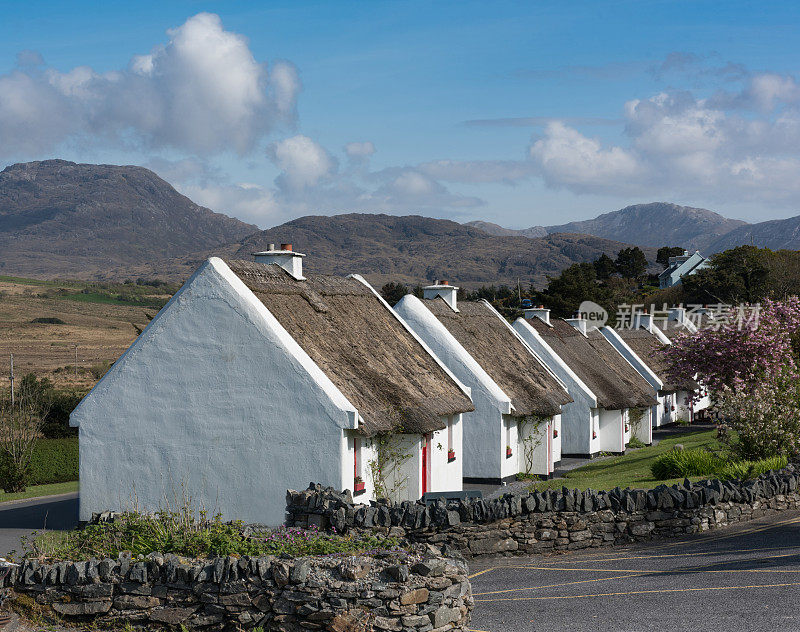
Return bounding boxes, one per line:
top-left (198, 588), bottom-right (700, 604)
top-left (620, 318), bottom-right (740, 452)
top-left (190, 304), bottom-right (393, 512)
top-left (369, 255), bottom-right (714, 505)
top-left (52, 600), bottom-right (112, 615)
top-left (400, 588), bottom-right (430, 605)
top-left (385, 564), bottom-right (410, 583)
top-left (340, 557), bottom-right (372, 580)
top-left (290, 559), bottom-right (311, 584)
top-left (150, 607), bottom-right (197, 625)
top-left (430, 605), bottom-right (461, 628)
top-left (411, 559), bottom-right (447, 577)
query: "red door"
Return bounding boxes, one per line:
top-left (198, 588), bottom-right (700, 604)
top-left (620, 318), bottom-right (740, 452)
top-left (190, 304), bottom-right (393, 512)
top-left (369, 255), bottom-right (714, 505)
top-left (421, 434), bottom-right (429, 495)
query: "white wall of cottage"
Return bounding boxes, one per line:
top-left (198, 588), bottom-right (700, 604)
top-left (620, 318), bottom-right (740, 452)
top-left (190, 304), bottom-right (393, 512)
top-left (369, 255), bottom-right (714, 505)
top-left (71, 258), bottom-right (360, 526)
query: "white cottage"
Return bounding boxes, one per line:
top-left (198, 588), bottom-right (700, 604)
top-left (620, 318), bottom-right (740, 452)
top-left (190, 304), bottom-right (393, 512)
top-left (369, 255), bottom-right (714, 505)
top-left (395, 284), bottom-right (572, 483)
top-left (653, 307), bottom-right (712, 419)
top-left (70, 248), bottom-right (474, 525)
top-left (601, 313), bottom-right (695, 431)
top-left (513, 310), bottom-right (657, 457)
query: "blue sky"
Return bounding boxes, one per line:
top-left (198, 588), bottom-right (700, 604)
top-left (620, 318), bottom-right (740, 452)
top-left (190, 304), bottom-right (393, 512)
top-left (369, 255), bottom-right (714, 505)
top-left (2, 1), bottom-right (800, 228)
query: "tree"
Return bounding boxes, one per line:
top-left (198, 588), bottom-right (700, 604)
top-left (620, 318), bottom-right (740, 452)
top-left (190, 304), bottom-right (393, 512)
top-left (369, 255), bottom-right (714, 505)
top-left (662, 297), bottom-right (800, 459)
top-left (682, 246), bottom-right (769, 304)
top-left (656, 246), bottom-right (685, 269)
top-left (615, 247), bottom-right (648, 279)
top-left (0, 374), bottom-right (51, 493)
top-left (593, 253), bottom-right (617, 280)
top-left (536, 263), bottom-right (610, 318)
top-left (380, 281), bottom-right (409, 306)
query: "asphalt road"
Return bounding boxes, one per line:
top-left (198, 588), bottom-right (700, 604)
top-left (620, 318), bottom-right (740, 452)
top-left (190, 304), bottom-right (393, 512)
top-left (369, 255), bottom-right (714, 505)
top-left (468, 510), bottom-right (800, 632)
top-left (0, 493), bottom-right (79, 556)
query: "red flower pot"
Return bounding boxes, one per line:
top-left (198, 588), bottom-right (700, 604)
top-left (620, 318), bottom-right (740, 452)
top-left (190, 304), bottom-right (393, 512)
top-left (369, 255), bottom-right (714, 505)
top-left (447, 449), bottom-right (456, 462)
top-left (592, 431), bottom-right (597, 440)
top-left (353, 480), bottom-right (365, 494)
top-left (553, 429), bottom-right (558, 438)
top-left (506, 447), bottom-right (513, 458)
top-left (625, 425), bottom-right (629, 433)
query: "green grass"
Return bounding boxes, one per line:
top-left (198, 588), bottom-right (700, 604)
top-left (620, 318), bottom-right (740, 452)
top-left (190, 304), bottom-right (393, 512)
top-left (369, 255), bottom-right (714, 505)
top-left (0, 480), bottom-right (78, 504)
top-left (531, 429), bottom-right (721, 492)
top-left (0, 274), bottom-right (74, 287)
top-left (56, 291), bottom-right (167, 308)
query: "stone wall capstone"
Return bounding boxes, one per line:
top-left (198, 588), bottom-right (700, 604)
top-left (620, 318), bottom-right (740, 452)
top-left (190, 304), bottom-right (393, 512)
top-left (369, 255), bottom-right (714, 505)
top-left (286, 465), bottom-right (800, 557)
top-left (4, 548), bottom-right (472, 631)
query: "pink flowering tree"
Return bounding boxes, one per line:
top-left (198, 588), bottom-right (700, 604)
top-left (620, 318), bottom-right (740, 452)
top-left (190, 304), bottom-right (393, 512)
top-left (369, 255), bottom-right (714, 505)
top-left (663, 297), bottom-right (800, 459)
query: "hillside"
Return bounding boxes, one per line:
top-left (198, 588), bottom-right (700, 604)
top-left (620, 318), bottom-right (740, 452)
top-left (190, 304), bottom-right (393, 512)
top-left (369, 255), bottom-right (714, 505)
top-left (229, 213), bottom-right (659, 288)
top-left (467, 203), bottom-right (747, 252)
top-left (0, 274), bottom-right (165, 389)
top-left (464, 220), bottom-right (547, 239)
top-left (0, 160), bottom-right (258, 279)
top-left (707, 214), bottom-right (800, 252)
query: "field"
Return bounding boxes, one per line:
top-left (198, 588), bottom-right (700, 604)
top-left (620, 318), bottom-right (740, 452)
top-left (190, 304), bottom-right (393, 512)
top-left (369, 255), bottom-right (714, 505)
top-left (530, 429), bottom-right (721, 492)
top-left (0, 275), bottom-right (176, 390)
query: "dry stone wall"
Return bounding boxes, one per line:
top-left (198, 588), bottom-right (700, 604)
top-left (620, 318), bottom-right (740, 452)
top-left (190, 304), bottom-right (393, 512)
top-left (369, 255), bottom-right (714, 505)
top-left (4, 549), bottom-right (472, 632)
top-left (287, 465), bottom-right (800, 557)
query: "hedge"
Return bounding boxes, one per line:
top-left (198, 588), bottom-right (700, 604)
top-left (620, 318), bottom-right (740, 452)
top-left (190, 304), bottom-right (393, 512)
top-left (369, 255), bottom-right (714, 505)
top-left (28, 437), bottom-right (78, 485)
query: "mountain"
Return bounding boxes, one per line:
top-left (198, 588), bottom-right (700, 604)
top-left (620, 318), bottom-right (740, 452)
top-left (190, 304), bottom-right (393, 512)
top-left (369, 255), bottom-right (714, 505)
top-left (467, 203), bottom-right (747, 252)
top-left (707, 214), bottom-right (800, 252)
top-left (227, 213), bottom-right (659, 288)
top-left (464, 220), bottom-right (547, 239)
top-left (0, 160), bottom-right (258, 278)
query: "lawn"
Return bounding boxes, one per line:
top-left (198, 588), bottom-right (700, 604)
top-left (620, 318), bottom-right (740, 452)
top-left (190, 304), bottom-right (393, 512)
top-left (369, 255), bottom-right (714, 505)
top-left (0, 480), bottom-right (79, 504)
top-left (531, 429), bottom-right (722, 492)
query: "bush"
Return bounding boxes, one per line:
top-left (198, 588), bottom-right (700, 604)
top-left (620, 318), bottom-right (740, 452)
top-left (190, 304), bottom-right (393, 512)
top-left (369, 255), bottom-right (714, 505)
top-left (718, 455), bottom-right (788, 481)
top-left (25, 512), bottom-right (399, 560)
top-left (650, 448), bottom-right (725, 479)
top-left (27, 438), bottom-right (78, 485)
top-left (651, 447), bottom-right (788, 481)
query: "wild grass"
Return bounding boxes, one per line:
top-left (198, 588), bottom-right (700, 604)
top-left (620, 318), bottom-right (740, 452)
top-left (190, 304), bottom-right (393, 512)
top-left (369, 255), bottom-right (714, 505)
top-left (24, 511), bottom-right (400, 561)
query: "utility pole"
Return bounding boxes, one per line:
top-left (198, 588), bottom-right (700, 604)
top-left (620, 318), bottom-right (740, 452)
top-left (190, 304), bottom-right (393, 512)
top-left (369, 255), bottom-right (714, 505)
top-left (74, 345), bottom-right (78, 380)
top-left (9, 353), bottom-right (14, 408)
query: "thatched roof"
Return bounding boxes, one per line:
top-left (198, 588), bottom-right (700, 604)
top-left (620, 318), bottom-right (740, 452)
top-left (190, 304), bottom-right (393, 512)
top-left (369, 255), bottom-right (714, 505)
top-left (526, 318), bottom-right (657, 409)
top-left (615, 328), bottom-right (698, 392)
top-left (225, 259), bottom-right (473, 436)
top-left (424, 299), bottom-right (572, 417)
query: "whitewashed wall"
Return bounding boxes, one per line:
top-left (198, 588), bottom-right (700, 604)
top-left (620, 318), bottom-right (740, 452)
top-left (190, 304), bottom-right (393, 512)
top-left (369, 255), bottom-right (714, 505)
top-left (395, 296), bottom-right (512, 481)
top-left (513, 318), bottom-right (600, 457)
top-left (428, 415), bottom-right (463, 493)
top-left (71, 259), bottom-right (359, 526)
top-left (598, 408), bottom-right (625, 453)
top-left (517, 416), bottom-right (555, 477)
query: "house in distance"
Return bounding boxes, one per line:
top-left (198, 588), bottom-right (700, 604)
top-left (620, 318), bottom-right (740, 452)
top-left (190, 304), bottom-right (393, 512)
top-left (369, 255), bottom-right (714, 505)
top-left (395, 283), bottom-right (572, 484)
top-left (514, 310), bottom-right (657, 458)
top-left (70, 245), bottom-right (474, 525)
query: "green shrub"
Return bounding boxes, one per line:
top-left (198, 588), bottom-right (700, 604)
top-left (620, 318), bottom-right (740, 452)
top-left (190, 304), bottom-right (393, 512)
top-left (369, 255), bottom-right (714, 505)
top-left (651, 447), bottom-right (788, 481)
top-left (626, 437), bottom-right (646, 449)
top-left (719, 455), bottom-right (788, 481)
top-left (650, 448), bottom-right (725, 480)
top-left (28, 438), bottom-right (78, 485)
top-left (25, 511), bottom-right (399, 560)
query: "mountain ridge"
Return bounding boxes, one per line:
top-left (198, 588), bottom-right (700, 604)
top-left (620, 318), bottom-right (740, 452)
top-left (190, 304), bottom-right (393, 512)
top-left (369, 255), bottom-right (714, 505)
top-left (467, 202), bottom-right (748, 252)
top-left (0, 159), bottom-right (258, 278)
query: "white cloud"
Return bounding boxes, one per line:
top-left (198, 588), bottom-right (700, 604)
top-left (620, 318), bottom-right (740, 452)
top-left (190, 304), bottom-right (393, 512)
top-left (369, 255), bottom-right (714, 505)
top-left (270, 134), bottom-right (337, 190)
top-left (344, 141), bottom-right (376, 161)
top-left (0, 12), bottom-right (298, 158)
top-left (529, 122), bottom-right (641, 192)
top-left (526, 70), bottom-right (800, 204)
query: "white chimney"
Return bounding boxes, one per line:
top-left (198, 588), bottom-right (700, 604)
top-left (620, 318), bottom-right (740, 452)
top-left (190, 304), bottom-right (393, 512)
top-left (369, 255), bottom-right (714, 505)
top-left (524, 306), bottom-right (551, 326)
top-left (634, 312), bottom-right (654, 332)
top-left (423, 280), bottom-right (459, 311)
top-left (252, 243), bottom-right (306, 280)
top-left (565, 317), bottom-right (588, 336)
top-left (668, 307), bottom-right (686, 324)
